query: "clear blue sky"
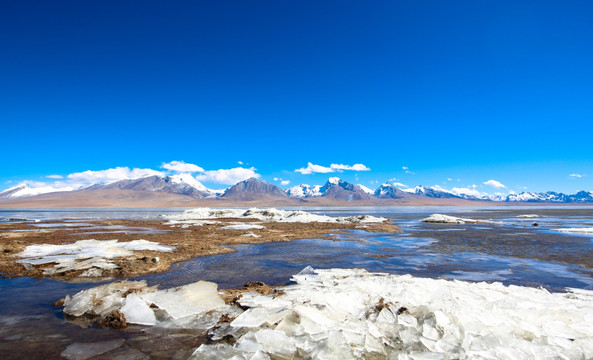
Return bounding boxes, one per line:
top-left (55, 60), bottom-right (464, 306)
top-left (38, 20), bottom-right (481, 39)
top-left (1, 1), bottom-right (592, 194)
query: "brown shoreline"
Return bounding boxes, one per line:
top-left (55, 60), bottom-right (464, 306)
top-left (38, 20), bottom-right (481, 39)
top-left (0, 218), bottom-right (400, 280)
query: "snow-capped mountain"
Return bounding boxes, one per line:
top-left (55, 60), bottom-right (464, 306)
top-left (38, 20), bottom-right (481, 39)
top-left (374, 183), bottom-right (404, 199)
top-left (402, 185), bottom-right (461, 199)
top-left (2, 174), bottom-right (593, 204)
top-left (85, 174), bottom-right (221, 199)
top-left (286, 184), bottom-right (322, 198)
top-left (0, 183), bottom-right (79, 199)
top-left (0, 185), bottom-right (28, 199)
top-left (505, 191), bottom-right (593, 203)
top-left (318, 177), bottom-right (374, 201)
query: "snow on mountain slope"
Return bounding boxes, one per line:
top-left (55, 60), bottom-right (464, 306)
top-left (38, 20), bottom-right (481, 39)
top-left (357, 184), bottom-right (374, 195)
top-left (318, 178), bottom-right (374, 201)
top-left (286, 184), bottom-right (322, 198)
top-left (0, 183), bottom-right (79, 199)
top-left (170, 173), bottom-right (223, 197)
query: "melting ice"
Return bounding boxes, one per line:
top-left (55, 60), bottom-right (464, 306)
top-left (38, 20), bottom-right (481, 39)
top-left (62, 267), bottom-right (593, 359)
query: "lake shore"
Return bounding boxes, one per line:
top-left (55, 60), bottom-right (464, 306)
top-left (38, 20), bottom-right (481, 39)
top-left (0, 218), bottom-right (400, 280)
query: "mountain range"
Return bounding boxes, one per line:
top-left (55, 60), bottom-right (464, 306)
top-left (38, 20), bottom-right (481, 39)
top-left (1, 175), bottom-right (592, 207)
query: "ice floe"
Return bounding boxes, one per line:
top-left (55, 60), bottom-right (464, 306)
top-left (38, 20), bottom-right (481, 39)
top-left (17, 239), bottom-right (175, 276)
top-left (165, 207), bottom-right (387, 226)
top-left (422, 214), bottom-right (500, 224)
top-left (552, 227), bottom-right (593, 234)
top-left (62, 267), bottom-right (593, 359)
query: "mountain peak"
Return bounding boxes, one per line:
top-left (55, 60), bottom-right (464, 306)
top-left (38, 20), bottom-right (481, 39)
top-left (328, 177), bottom-right (341, 185)
top-left (319, 178), bottom-right (373, 201)
top-left (221, 178), bottom-right (289, 200)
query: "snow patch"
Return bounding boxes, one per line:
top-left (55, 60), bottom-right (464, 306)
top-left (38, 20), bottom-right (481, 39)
top-left (357, 184), bottom-right (374, 194)
top-left (165, 208), bottom-right (387, 224)
top-left (221, 223), bottom-right (265, 230)
top-left (422, 214), bottom-right (500, 224)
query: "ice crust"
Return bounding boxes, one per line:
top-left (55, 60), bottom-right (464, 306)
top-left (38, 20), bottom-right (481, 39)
top-left (552, 227), bottom-right (593, 234)
top-left (17, 239), bottom-right (175, 275)
top-left (63, 267), bottom-right (593, 359)
top-left (165, 207), bottom-right (387, 225)
top-left (422, 214), bottom-right (500, 224)
top-left (221, 223), bottom-right (265, 230)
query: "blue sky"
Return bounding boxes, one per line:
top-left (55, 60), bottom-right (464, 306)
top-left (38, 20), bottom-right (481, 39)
top-left (1, 1), bottom-right (592, 195)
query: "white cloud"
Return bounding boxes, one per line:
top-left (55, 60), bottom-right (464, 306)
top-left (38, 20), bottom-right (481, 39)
top-left (392, 182), bottom-right (408, 188)
top-left (273, 177), bottom-right (291, 186)
top-left (46, 175), bottom-right (63, 179)
top-left (67, 167), bottom-right (164, 186)
top-left (161, 161), bottom-right (204, 173)
top-left (447, 178), bottom-right (453, 181)
top-left (330, 163), bottom-right (370, 172)
top-left (238, 161), bottom-right (244, 165)
top-left (402, 166), bottom-right (415, 175)
top-left (295, 162), bottom-right (370, 174)
top-left (451, 187), bottom-right (485, 198)
top-left (483, 180), bottom-right (506, 188)
top-left (570, 173), bottom-right (584, 178)
top-left (295, 163), bottom-right (335, 174)
top-left (195, 167), bottom-right (259, 185)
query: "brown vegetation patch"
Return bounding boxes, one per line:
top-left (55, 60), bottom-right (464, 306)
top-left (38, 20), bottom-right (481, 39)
top-left (0, 219), bottom-right (400, 280)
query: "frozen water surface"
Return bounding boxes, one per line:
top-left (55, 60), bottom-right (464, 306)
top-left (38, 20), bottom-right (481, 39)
top-left (2, 206), bottom-right (593, 358)
top-left (63, 267), bottom-right (593, 359)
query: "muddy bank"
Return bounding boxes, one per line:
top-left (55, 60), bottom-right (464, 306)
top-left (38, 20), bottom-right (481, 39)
top-left (0, 218), bottom-right (399, 280)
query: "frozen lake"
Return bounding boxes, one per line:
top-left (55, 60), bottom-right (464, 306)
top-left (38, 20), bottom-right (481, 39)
top-left (1, 206), bottom-right (593, 358)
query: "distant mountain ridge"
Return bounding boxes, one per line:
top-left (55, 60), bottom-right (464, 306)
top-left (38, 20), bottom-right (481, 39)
top-left (318, 177), bottom-right (373, 201)
top-left (221, 178), bottom-right (289, 201)
top-left (85, 174), bottom-right (221, 199)
top-left (1, 174), bottom-right (592, 204)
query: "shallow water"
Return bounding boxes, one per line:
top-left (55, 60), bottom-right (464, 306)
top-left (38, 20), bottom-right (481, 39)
top-left (1, 206), bottom-right (593, 359)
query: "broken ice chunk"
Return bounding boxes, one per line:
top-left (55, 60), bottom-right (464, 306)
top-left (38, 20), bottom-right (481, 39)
top-left (253, 329), bottom-right (296, 357)
top-left (120, 294), bottom-right (156, 326)
top-left (63, 281), bottom-right (151, 317)
top-left (140, 280), bottom-right (224, 319)
top-left (188, 343), bottom-right (244, 360)
top-left (231, 307), bottom-right (290, 328)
